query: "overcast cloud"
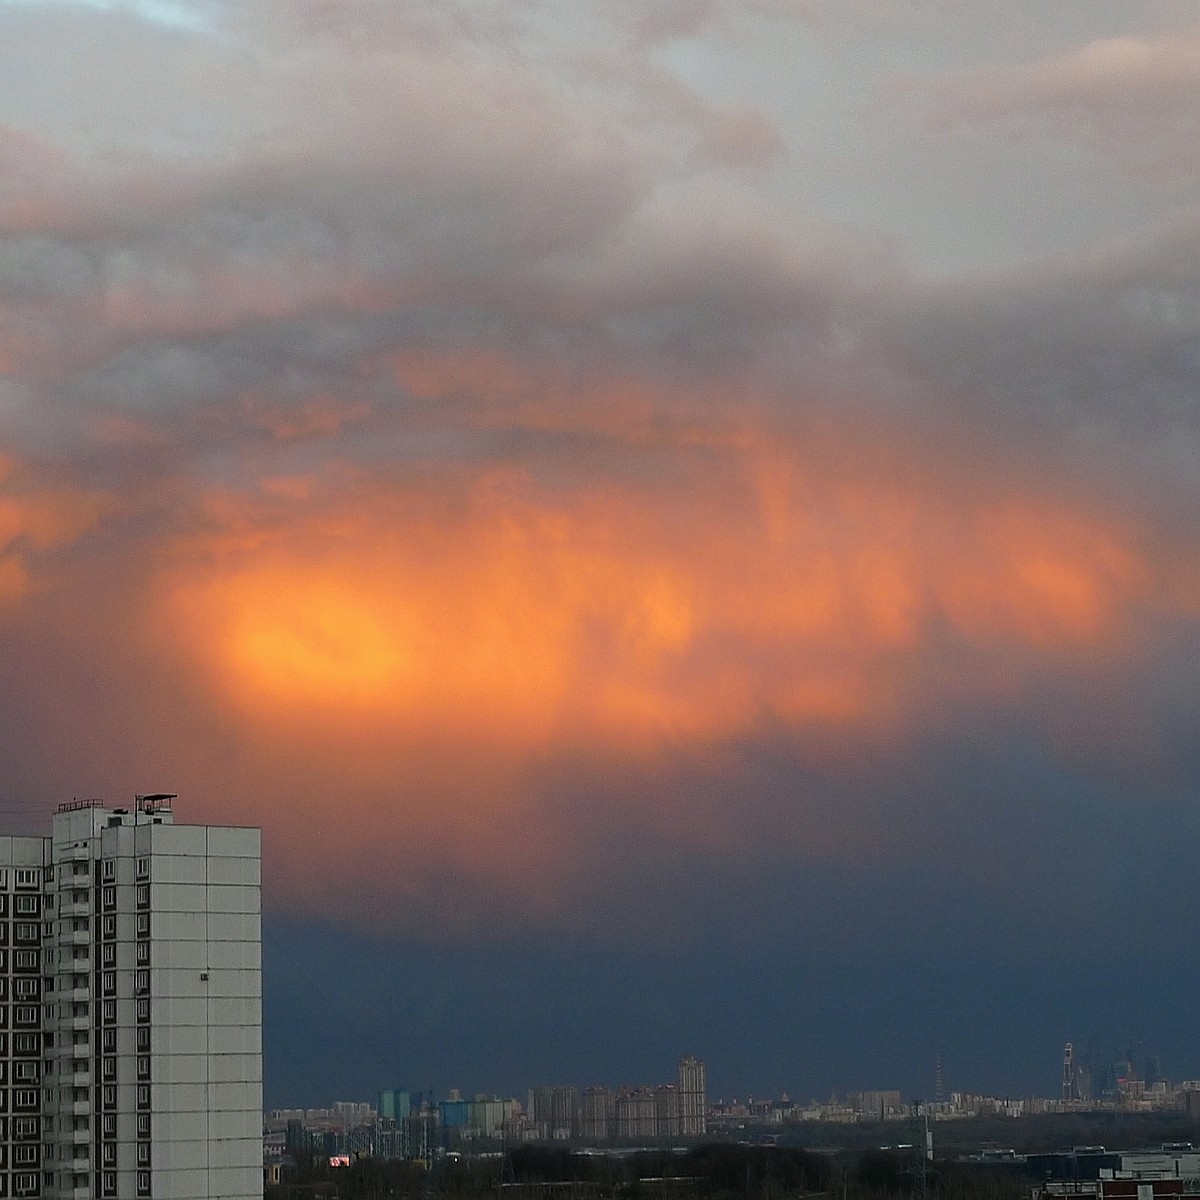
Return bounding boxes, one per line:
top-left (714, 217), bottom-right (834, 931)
top-left (2, 0), bottom-right (1199, 1102)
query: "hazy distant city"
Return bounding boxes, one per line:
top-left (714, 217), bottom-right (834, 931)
top-left (263, 1042), bottom-right (1200, 1164)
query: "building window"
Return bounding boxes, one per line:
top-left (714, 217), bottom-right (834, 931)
top-left (13, 923), bottom-right (37, 942)
top-left (102, 1115), bottom-right (115, 1137)
top-left (102, 972), bottom-right (115, 997)
top-left (14, 1006), bottom-right (37, 1026)
top-left (13, 1034), bottom-right (36, 1053)
top-left (13, 1117), bottom-right (36, 1137)
top-left (14, 869), bottom-right (37, 888)
top-left (135, 858), bottom-right (149, 880)
top-left (136, 1056), bottom-right (149, 1080)
top-left (14, 1172), bottom-right (38, 1196)
top-left (101, 944), bottom-right (114, 966)
top-left (13, 896), bottom-right (37, 916)
top-left (0, 868), bottom-right (7, 887)
top-left (13, 1062), bottom-right (37, 1082)
top-left (102, 1170), bottom-right (117, 1196)
top-left (102, 1085), bottom-right (116, 1109)
top-left (43, 865), bottom-right (53, 883)
top-left (13, 1090), bottom-right (37, 1109)
top-left (135, 970), bottom-right (149, 994)
top-left (102, 1000), bottom-right (116, 1024)
top-left (101, 1142), bottom-right (115, 1165)
top-left (137, 1168), bottom-right (151, 1196)
top-left (136, 941), bottom-right (149, 965)
top-left (101, 1029), bottom-right (115, 1053)
top-left (135, 884), bottom-right (149, 908)
top-left (101, 860), bottom-right (115, 882)
top-left (136, 997), bottom-right (149, 1022)
top-left (13, 1144), bottom-right (36, 1165)
top-left (136, 1141), bottom-right (149, 1166)
top-left (136, 1084), bottom-right (150, 1110)
top-left (13, 951), bottom-right (36, 970)
top-left (102, 886), bottom-right (116, 910)
top-left (135, 1027), bottom-right (149, 1052)
top-left (136, 1113), bottom-right (149, 1138)
top-left (136, 913), bottom-right (149, 936)
top-left (102, 1057), bottom-right (115, 1081)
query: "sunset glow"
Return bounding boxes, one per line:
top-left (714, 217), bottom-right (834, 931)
top-left (159, 443), bottom-right (1159, 758)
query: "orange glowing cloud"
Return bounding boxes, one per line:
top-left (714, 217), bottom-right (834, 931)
top-left (159, 429), bottom-right (1160, 758)
top-left (0, 453), bottom-right (106, 604)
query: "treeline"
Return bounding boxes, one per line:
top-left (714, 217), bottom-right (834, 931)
top-left (771, 1112), bottom-right (1200, 1156)
top-left (267, 1144), bottom-right (1030, 1200)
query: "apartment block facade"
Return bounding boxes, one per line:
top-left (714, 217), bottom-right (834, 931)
top-left (0, 795), bottom-right (262, 1200)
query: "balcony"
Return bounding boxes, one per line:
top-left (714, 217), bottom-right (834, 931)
top-left (69, 1099), bottom-right (90, 1117)
top-left (67, 1013), bottom-right (90, 1032)
top-left (62, 928), bottom-right (91, 946)
top-left (58, 898), bottom-right (91, 918)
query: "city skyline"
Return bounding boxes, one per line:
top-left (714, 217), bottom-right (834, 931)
top-left (3, 0), bottom-right (1200, 1115)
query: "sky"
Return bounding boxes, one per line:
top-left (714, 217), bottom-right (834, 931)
top-left (2, 0), bottom-right (1200, 1107)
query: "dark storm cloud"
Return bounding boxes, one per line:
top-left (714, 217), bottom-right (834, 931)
top-left (2, 0), bottom-right (1200, 1097)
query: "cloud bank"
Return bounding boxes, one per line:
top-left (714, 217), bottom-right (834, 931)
top-left (1, 0), bottom-right (1198, 948)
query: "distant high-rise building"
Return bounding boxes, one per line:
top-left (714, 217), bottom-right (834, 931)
top-left (613, 1087), bottom-right (657, 1139)
top-left (854, 1090), bottom-right (902, 1121)
top-left (528, 1086), bottom-right (578, 1139)
top-left (378, 1089), bottom-right (411, 1123)
top-left (678, 1056), bottom-right (706, 1137)
top-left (655, 1084), bottom-right (680, 1138)
top-left (580, 1087), bottom-right (612, 1141)
top-left (0, 794), bottom-right (262, 1200)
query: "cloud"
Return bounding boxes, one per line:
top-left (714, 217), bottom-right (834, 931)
top-left (0, 0), bottom-right (1199, 951)
top-left (39, 405), bottom-right (1160, 930)
top-left (913, 22), bottom-right (1200, 178)
top-left (0, 451), bottom-right (106, 604)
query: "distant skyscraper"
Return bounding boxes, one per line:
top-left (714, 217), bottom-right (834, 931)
top-left (677, 1056), bottom-right (706, 1137)
top-left (378, 1089), bottom-right (411, 1122)
top-left (528, 1086), bottom-right (578, 1139)
top-left (579, 1087), bottom-right (612, 1141)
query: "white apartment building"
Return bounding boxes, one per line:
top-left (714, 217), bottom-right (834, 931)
top-left (0, 795), bottom-right (262, 1200)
